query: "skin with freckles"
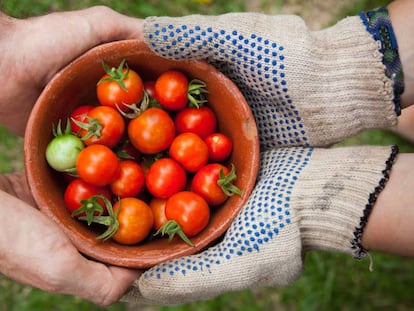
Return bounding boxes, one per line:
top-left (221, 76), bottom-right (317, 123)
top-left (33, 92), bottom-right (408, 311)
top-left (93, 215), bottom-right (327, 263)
top-left (0, 7), bottom-right (144, 306)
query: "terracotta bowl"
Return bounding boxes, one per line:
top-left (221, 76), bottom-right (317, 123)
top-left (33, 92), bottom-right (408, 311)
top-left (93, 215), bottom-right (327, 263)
top-left (24, 39), bottom-right (259, 269)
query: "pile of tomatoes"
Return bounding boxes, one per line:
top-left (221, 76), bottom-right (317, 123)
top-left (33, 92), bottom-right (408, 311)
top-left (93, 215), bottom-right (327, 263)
top-left (45, 60), bottom-right (240, 246)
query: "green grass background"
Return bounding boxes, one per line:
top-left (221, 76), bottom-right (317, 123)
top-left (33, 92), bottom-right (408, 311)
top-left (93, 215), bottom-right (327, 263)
top-left (1, 0), bottom-right (413, 310)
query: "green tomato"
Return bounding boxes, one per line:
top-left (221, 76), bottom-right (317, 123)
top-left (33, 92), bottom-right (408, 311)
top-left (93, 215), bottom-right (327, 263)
top-left (45, 120), bottom-right (85, 172)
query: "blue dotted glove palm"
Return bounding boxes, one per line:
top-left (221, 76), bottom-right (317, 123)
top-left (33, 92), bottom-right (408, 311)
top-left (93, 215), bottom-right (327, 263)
top-left (122, 145), bottom-right (397, 305)
top-left (142, 11), bottom-right (402, 149)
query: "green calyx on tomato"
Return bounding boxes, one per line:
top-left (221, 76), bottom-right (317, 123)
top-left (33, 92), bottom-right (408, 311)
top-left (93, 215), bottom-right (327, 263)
top-left (97, 59), bottom-right (145, 114)
top-left (218, 164), bottom-right (242, 197)
top-left (116, 91), bottom-right (150, 119)
top-left (72, 116), bottom-right (103, 141)
top-left (76, 106), bottom-right (125, 148)
top-left (154, 191), bottom-right (210, 246)
top-left (154, 220), bottom-right (194, 247)
top-left (71, 195), bottom-right (106, 225)
top-left (77, 195), bottom-right (154, 245)
top-left (187, 79), bottom-right (208, 108)
top-left (77, 195), bottom-right (120, 241)
top-left (45, 119), bottom-right (84, 173)
top-left (98, 59), bottom-right (130, 91)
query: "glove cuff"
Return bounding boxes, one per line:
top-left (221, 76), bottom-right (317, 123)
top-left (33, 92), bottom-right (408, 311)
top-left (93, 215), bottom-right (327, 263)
top-left (293, 15), bottom-right (398, 147)
top-left (359, 6), bottom-right (404, 113)
top-left (293, 145), bottom-right (398, 259)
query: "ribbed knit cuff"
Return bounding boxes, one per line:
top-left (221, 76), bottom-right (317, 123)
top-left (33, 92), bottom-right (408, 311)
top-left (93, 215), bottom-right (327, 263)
top-left (292, 145), bottom-right (398, 259)
top-left (296, 15), bottom-right (397, 147)
top-left (359, 6), bottom-right (404, 114)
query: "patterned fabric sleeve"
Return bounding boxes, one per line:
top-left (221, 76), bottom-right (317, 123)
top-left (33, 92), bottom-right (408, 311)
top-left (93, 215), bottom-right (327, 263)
top-left (360, 7), bottom-right (405, 113)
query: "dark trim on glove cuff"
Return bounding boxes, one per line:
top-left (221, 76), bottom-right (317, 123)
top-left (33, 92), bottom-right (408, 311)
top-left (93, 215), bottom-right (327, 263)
top-left (351, 144), bottom-right (399, 259)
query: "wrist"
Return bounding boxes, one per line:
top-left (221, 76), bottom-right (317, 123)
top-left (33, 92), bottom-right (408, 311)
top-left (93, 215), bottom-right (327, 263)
top-left (294, 145), bottom-right (398, 258)
top-left (388, 0), bottom-right (414, 109)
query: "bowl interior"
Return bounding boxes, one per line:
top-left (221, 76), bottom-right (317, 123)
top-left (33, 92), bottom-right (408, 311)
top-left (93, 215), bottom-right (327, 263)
top-left (24, 39), bottom-right (259, 268)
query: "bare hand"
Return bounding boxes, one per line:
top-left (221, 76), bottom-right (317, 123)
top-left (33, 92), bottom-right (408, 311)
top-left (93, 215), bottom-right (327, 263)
top-left (0, 172), bottom-right (141, 306)
top-left (0, 6), bottom-right (144, 136)
top-left (0, 6), bottom-right (144, 304)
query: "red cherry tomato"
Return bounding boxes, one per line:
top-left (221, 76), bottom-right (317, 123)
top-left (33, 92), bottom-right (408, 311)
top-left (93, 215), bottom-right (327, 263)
top-left (144, 81), bottom-right (156, 98)
top-left (191, 163), bottom-right (239, 206)
top-left (112, 197), bottom-right (154, 245)
top-left (128, 107), bottom-right (175, 154)
top-left (165, 191), bottom-right (210, 237)
top-left (79, 106), bottom-right (125, 148)
top-left (110, 160), bottom-right (145, 198)
top-left (149, 197), bottom-right (168, 231)
top-left (145, 158), bottom-right (187, 199)
top-left (97, 61), bottom-right (144, 112)
top-left (70, 105), bottom-right (94, 135)
top-left (204, 132), bottom-right (233, 162)
top-left (174, 106), bottom-right (217, 139)
top-left (64, 178), bottom-right (111, 215)
top-left (76, 144), bottom-right (120, 187)
top-left (169, 132), bottom-right (209, 172)
top-left (154, 70), bottom-right (189, 111)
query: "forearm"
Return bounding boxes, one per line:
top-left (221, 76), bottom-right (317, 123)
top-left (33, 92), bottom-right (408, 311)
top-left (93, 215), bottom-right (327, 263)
top-left (0, 11), bottom-right (24, 134)
top-left (0, 11), bottom-right (14, 47)
top-left (388, 0), bottom-right (414, 107)
top-left (0, 12), bottom-right (10, 97)
top-left (362, 153), bottom-right (414, 257)
top-left (364, 1), bottom-right (414, 255)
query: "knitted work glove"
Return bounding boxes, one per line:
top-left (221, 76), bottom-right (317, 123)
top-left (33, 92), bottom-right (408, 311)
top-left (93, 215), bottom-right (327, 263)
top-left (143, 7), bottom-right (404, 148)
top-left (122, 145), bottom-right (397, 305)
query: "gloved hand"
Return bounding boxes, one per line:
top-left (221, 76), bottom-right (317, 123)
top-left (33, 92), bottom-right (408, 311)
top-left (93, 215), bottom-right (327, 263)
top-left (142, 8), bottom-right (404, 148)
top-left (122, 144), bottom-right (397, 305)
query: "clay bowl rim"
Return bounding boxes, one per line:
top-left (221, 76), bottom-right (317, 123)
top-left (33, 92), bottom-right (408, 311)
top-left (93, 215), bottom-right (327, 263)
top-left (24, 39), bottom-right (259, 268)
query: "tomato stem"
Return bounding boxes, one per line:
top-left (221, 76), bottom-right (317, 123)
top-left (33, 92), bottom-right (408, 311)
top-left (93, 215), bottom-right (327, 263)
top-left (52, 118), bottom-right (72, 137)
top-left (77, 195), bottom-right (120, 241)
top-left (71, 116), bottom-right (103, 140)
top-left (154, 220), bottom-right (194, 247)
top-left (218, 164), bottom-right (242, 197)
top-left (71, 195), bottom-right (105, 225)
top-left (187, 79), bottom-right (208, 108)
top-left (98, 59), bottom-right (130, 91)
top-left (115, 91), bottom-right (150, 119)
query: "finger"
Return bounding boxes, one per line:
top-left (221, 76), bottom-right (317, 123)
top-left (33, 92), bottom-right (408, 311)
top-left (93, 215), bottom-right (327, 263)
top-left (78, 6), bottom-right (144, 43)
top-left (66, 258), bottom-right (141, 306)
top-left (27, 6), bottom-right (143, 82)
